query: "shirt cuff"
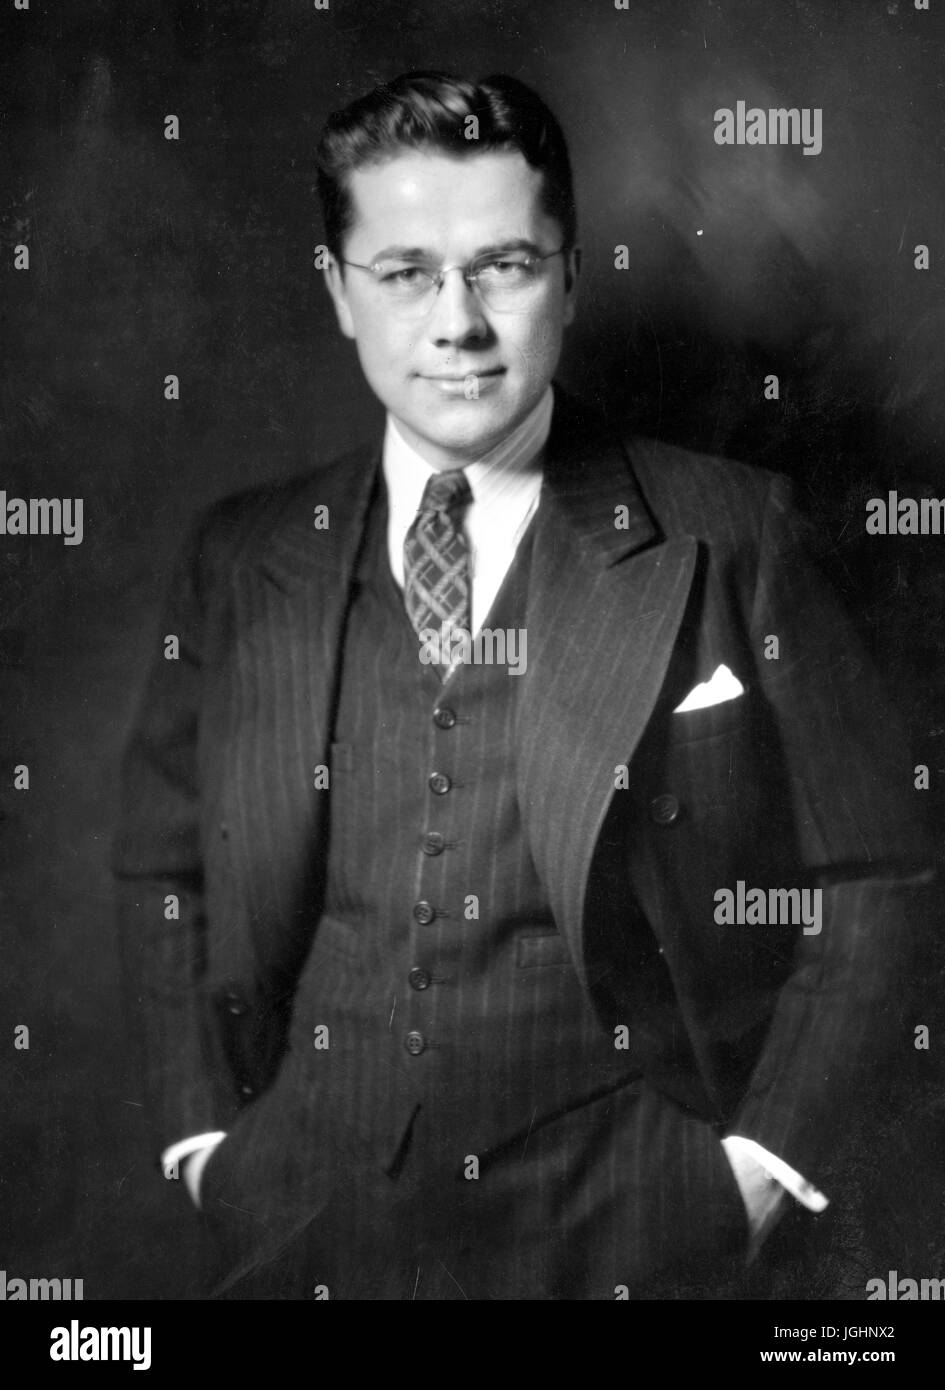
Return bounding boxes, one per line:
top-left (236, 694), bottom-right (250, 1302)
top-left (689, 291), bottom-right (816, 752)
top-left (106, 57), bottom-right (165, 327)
top-left (161, 1132), bottom-right (227, 1209)
top-left (722, 1135), bottom-right (829, 1213)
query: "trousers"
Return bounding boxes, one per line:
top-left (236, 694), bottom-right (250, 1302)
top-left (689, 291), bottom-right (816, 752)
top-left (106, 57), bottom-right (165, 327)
top-left (200, 1073), bottom-right (751, 1301)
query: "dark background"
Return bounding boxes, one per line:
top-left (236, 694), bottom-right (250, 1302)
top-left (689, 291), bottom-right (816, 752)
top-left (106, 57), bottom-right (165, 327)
top-left (1, 0), bottom-right (943, 1299)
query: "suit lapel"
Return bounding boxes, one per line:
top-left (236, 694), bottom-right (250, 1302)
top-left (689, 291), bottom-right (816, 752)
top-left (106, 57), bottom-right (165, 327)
top-left (518, 401), bottom-right (697, 989)
top-left (229, 443), bottom-right (380, 957)
top-left (251, 444), bottom-right (381, 596)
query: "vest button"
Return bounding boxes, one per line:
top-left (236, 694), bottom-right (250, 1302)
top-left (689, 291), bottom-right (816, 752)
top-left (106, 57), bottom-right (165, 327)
top-left (428, 772), bottom-right (451, 795)
top-left (221, 990), bottom-right (248, 1017)
top-left (413, 901), bottom-right (435, 925)
top-left (649, 793), bottom-right (681, 826)
top-left (239, 1082), bottom-right (256, 1098)
top-left (422, 831), bottom-right (446, 855)
top-left (433, 706), bottom-right (457, 729)
top-left (404, 1030), bottom-right (426, 1056)
top-left (408, 967), bottom-right (431, 991)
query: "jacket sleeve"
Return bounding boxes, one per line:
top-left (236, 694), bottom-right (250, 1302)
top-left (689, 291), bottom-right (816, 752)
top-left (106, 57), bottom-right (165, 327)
top-left (113, 505), bottom-right (241, 1155)
top-left (730, 472), bottom-right (935, 1188)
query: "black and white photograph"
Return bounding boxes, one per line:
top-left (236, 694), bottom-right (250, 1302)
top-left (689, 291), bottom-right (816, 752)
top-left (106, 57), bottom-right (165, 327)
top-left (2, 0), bottom-right (944, 1359)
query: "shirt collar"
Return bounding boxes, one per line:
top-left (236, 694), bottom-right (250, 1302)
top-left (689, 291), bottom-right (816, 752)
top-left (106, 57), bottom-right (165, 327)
top-left (382, 385), bottom-right (553, 520)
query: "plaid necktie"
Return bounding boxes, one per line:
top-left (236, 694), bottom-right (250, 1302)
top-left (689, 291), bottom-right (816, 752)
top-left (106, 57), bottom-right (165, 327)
top-left (403, 469), bottom-right (472, 673)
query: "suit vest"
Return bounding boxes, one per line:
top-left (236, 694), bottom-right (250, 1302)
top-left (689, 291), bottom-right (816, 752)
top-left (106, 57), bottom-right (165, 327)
top-left (289, 477), bottom-right (641, 1169)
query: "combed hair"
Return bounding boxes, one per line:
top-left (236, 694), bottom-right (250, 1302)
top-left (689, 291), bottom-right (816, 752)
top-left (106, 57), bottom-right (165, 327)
top-left (316, 70), bottom-right (577, 258)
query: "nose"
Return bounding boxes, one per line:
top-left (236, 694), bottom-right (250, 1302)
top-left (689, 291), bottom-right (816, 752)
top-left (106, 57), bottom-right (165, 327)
top-left (426, 266), bottom-right (490, 347)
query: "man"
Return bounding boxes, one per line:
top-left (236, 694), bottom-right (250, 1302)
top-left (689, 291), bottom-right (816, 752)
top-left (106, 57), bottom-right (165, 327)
top-left (115, 71), bottom-right (929, 1300)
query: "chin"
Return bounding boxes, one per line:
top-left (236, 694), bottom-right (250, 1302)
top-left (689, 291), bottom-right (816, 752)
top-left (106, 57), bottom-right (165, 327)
top-left (425, 424), bottom-right (510, 458)
top-left (414, 397), bottom-right (525, 453)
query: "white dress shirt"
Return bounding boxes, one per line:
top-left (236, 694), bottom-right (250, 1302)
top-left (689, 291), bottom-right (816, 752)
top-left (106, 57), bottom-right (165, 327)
top-left (163, 384), bottom-right (828, 1244)
top-left (383, 385), bottom-right (552, 633)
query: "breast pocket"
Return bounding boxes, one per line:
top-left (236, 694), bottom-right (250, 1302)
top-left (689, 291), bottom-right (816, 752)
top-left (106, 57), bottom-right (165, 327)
top-left (668, 692), bottom-right (747, 745)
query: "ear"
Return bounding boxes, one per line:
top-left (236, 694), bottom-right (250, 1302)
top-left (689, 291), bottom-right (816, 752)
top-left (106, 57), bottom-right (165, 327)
top-left (323, 255), bottom-right (356, 340)
top-left (562, 244), bottom-right (581, 328)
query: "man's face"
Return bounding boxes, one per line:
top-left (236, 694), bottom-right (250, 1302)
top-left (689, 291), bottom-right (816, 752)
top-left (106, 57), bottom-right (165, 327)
top-left (324, 148), bottom-right (579, 468)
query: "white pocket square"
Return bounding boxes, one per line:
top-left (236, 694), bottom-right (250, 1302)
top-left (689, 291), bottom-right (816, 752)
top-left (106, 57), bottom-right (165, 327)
top-left (673, 663), bottom-right (745, 713)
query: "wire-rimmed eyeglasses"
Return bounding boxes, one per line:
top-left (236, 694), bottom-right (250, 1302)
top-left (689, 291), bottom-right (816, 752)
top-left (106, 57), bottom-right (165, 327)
top-left (339, 246), bottom-right (569, 317)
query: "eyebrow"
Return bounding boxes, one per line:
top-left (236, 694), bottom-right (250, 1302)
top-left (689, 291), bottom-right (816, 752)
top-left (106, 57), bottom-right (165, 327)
top-left (367, 238), bottom-right (544, 263)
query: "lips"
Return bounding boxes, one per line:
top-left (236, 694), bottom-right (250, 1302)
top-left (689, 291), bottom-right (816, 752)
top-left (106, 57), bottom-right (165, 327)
top-left (420, 368), bottom-right (505, 381)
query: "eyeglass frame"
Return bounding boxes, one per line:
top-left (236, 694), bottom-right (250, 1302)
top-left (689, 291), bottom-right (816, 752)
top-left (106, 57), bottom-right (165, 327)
top-left (337, 244), bottom-right (571, 311)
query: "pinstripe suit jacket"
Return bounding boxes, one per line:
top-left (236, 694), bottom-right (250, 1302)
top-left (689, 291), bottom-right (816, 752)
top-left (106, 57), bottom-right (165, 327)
top-left (115, 388), bottom-right (929, 1203)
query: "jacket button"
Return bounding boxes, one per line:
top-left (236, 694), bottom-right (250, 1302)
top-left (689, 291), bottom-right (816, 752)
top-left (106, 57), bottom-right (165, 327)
top-left (239, 1082), bottom-right (255, 1098)
top-left (405, 1031), bottom-right (426, 1056)
top-left (413, 901), bottom-right (435, 925)
top-left (422, 831), bottom-right (445, 855)
top-left (433, 706), bottom-right (457, 729)
top-left (408, 967), bottom-right (431, 991)
top-left (220, 822), bottom-right (229, 840)
top-left (222, 990), bottom-right (248, 1016)
top-left (649, 794), bottom-right (681, 826)
top-left (428, 772), bottom-right (451, 795)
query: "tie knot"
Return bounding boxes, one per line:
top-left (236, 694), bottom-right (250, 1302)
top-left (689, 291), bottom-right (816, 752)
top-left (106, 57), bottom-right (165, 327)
top-left (420, 469), bottom-right (472, 514)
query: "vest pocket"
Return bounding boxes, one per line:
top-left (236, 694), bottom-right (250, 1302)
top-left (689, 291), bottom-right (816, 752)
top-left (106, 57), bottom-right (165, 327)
top-left (310, 911), bottom-right (363, 961)
top-left (516, 930), bottom-right (574, 968)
